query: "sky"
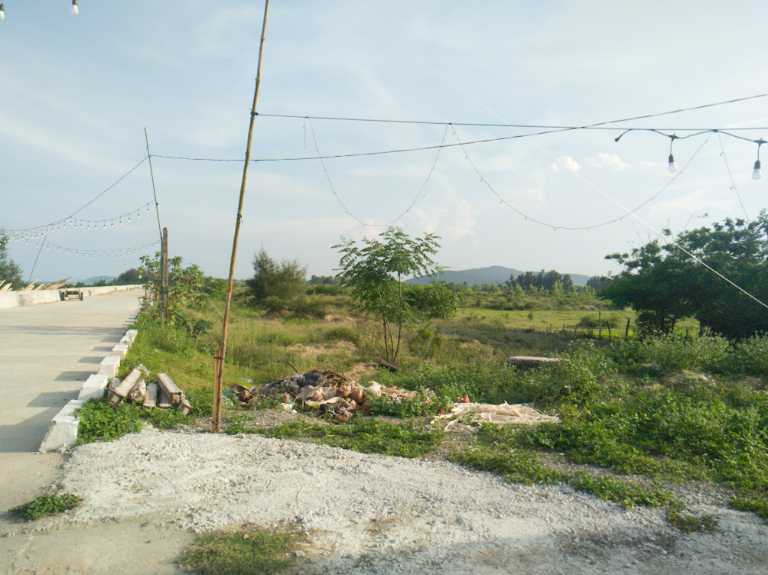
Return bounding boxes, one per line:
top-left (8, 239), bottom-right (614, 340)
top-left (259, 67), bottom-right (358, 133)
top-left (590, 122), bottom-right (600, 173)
top-left (1, 0), bottom-right (767, 284)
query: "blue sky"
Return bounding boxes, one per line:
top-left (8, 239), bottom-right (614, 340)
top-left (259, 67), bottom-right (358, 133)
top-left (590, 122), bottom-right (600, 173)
top-left (1, 1), bottom-right (767, 283)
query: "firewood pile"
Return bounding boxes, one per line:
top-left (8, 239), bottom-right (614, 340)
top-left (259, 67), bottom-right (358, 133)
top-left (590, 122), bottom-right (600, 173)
top-left (231, 369), bottom-right (418, 422)
top-left (106, 365), bottom-right (193, 415)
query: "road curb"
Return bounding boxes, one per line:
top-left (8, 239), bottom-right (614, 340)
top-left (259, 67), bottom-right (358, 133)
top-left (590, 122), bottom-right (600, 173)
top-left (38, 328), bottom-right (138, 453)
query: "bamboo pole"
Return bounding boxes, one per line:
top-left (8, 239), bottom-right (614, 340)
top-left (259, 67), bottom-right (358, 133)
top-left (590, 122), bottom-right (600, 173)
top-left (213, 0), bottom-right (271, 433)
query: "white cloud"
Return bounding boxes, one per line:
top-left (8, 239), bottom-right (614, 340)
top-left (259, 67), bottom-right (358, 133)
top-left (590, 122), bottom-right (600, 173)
top-left (582, 153), bottom-right (630, 169)
top-left (410, 208), bottom-right (441, 234)
top-left (444, 200), bottom-right (477, 241)
top-left (552, 156), bottom-right (581, 173)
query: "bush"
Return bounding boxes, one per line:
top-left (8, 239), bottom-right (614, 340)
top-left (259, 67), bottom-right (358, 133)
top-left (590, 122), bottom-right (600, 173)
top-left (613, 335), bottom-right (730, 372)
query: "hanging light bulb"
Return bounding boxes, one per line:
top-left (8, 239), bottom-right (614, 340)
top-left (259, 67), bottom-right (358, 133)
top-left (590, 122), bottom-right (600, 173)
top-left (753, 160), bottom-right (762, 181)
top-left (668, 154), bottom-right (677, 173)
top-left (71, 0), bottom-right (78, 15)
top-left (0, 3), bottom-right (5, 21)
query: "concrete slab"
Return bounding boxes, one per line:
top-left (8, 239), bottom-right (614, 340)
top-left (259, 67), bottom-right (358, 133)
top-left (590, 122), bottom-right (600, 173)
top-left (78, 373), bottom-right (109, 401)
top-left (98, 355), bottom-right (121, 377)
top-left (38, 399), bottom-right (85, 452)
top-left (112, 343), bottom-right (129, 358)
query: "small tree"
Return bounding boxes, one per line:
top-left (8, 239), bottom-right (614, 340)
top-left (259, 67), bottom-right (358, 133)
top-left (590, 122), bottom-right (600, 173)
top-left (0, 233), bottom-right (23, 289)
top-left (246, 248), bottom-right (306, 307)
top-left (335, 227), bottom-right (455, 362)
top-left (138, 253), bottom-right (204, 322)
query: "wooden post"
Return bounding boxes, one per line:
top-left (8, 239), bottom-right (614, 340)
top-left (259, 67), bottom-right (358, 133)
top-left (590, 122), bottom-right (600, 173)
top-left (161, 227), bottom-right (169, 326)
top-left (598, 310), bottom-right (602, 339)
top-left (607, 324), bottom-right (612, 341)
top-left (213, 0), bottom-right (271, 433)
top-left (625, 318), bottom-right (631, 339)
top-left (212, 349), bottom-right (222, 431)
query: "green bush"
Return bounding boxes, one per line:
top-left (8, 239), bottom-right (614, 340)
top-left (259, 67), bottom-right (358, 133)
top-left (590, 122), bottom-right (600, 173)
top-left (613, 335), bottom-right (730, 372)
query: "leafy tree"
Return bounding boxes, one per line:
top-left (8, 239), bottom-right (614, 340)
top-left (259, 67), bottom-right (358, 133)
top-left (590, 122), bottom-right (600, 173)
top-left (115, 268), bottom-right (141, 285)
top-left (138, 253), bottom-right (204, 322)
top-left (0, 233), bottom-right (24, 289)
top-left (308, 274), bottom-right (339, 286)
top-left (602, 212), bottom-right (768, 339)
top-left (247, 248), bottom-right (306, 306)
top-left (335, 227), bottom-right (455, 362)
top-left (586, 275), bottom-right (607, 293)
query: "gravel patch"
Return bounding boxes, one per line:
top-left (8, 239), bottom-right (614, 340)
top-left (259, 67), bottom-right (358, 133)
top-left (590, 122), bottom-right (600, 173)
top-left (50, 428), bottom-right (768, 574)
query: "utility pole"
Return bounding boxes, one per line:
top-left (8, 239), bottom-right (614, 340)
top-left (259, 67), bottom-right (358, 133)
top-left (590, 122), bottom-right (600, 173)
top-left (161, 227), bottom-right (169, 326)
top-left (213, 0), bottom-right (271, 432)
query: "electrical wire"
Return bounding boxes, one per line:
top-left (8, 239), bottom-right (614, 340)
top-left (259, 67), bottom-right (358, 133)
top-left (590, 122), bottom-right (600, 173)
top-left (454, 128), bottom-right (711, 231)
top-left (257, 113), bottom-right (768, 132)
top-left (306, 119), bottom-right (448, 227)
top-left (150, 128), bottom-right (765, 164)
top-left (717, 133), bottom-right (750, 222)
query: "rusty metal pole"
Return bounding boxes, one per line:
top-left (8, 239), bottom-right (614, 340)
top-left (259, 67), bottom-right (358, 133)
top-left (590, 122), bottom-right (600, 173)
top-left (213, 0), bottom-right (271, 433)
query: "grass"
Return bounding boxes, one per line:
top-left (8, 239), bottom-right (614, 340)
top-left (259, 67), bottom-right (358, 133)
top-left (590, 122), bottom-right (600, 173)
top-left (227, 417), bottom-right (444, 459)
top-left (181, 524), bottom-right (305, 575)
top-left (103, 290), bottom-right (768, 529)
top-left (10, 492), bottom-right (82, 521)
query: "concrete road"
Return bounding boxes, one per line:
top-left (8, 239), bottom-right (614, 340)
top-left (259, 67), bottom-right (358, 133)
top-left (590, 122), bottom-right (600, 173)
top-left (0, 289), bottom-right (143, 513)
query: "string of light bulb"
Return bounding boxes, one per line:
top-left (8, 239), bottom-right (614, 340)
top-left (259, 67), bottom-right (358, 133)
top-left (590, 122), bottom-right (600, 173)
top-left (614, 129), bottom-right (764, 180)
top-left (0, 0), bottom-right (78, 21)
top-left (2, 202), bottom-right (154, 242)
top-left (451, 128), bottom-right (712, 232)
top-left (306, 119), bottom-right (448, 228)
top-left (18, 238), bottom-right (160, 259)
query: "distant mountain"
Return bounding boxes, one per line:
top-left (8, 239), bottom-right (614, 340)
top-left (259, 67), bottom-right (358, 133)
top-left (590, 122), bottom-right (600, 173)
top-left (405, 266), bottom-right (591, 287)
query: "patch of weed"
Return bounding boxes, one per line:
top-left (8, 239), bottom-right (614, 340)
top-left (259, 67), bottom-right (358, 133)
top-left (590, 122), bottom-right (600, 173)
top-left (569, 473), bottom-right (678, 509)
top-left (366, 389), bottom-right (449, 418)
top-left (181, 525), bottom-right (305, 575)
top-left (253, 418), bottom-right (443, 458)
top-left (666, 508), bottom-right (719, 532)
top-left (10, 492), bottom-right (82, 521)
top-left (75, 399), bottom-right (143, 444)
top-left (451, 447), bottom-right (564, 485)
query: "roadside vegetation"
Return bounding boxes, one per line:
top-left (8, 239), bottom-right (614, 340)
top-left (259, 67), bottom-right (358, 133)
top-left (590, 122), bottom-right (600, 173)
top-left (10, 490), bottom-right (82, 521)
top-left (71, 220), bottom-right (768, 556)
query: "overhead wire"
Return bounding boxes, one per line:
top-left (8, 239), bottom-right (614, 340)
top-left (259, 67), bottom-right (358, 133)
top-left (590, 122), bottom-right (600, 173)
top-left (306, 119), bottom-right (449, 227)
top-left (717, 133), bottom-right (751, 222)
top-left (454, 128), bottom-right (713, 232)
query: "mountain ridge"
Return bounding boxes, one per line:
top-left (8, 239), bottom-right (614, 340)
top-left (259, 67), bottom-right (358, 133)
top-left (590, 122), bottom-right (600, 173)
top-left (405, 266), bottom-right (592, 287)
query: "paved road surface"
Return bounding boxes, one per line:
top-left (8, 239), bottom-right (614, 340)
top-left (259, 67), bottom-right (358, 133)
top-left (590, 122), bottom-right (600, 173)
top-left (0, 289), bottom-right (142, 513)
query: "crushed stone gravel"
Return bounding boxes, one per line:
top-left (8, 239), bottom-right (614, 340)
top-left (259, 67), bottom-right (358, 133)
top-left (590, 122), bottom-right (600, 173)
top-left (47, 427), bottom-right (768, 574)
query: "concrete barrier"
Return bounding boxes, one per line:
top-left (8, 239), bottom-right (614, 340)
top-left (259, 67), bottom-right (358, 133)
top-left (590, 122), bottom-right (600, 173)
top-left (0, 284), bottom-right (142, 310)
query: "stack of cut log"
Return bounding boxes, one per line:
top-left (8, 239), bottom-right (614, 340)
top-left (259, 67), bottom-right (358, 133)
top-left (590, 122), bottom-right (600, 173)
top-left (107, 365), bottom-right (193, 415)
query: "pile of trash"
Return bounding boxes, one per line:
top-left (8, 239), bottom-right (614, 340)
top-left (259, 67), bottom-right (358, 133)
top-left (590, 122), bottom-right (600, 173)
top-left (431, 402), bottom-right (561, 432)
top-left (231, 368), bottom-right (560, 431)
top-left (232, 369), bottom-right (393, 422)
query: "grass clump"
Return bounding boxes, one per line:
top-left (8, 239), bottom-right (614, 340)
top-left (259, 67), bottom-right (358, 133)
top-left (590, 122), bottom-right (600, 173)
top-left (76, 399), bottom-right (143, 444)
top-left (666, 508), bottom-right (719, 532)
top-left (247, 418), bottom-right (443, 458)
top-left (181, 525), bottom-right (305, 575)
top-left (451, 447), bottom-right (564, 485)
top-left (10, 492), bottom-right (82, 521)
top-left (570, 473), bottom-right (678, 509)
